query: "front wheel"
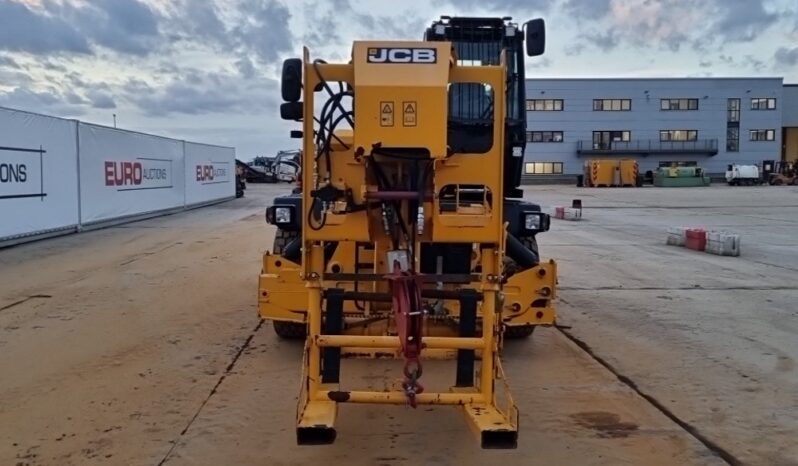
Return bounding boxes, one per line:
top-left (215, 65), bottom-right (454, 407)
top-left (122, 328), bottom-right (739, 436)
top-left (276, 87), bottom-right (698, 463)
top-left (504, 324), bottom-right (536, 339)
top-left (272, 229), bottom-right (300, 255)
top-left (272, 321), bottom-right (307, 339)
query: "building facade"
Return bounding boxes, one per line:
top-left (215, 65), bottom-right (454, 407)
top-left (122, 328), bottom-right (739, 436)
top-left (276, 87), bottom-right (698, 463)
top-left (523, 78), bottom-right (785, 179)
top-left (783, 84), bottom-right (798, 163)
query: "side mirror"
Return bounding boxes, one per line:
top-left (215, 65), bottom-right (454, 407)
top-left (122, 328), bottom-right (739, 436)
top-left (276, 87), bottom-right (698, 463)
top-left (281, 58), bottom-right (302, 102)
top-left (525, 19), bottom-right (545, 57)
top-left (280, 102), bottom-right (303, 120)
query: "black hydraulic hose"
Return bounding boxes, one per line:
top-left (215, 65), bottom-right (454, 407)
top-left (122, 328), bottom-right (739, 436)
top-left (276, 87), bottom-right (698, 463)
top-left (506, 233), bottom-right (539, 268)
top-left (313, 60), bottom-right (354, 127)
top-left (316, 91), bottom-right (352, 152)
top-left (282, 236), bottom-right (302, 262)
top-left (313, 116), bottom-right (349, 149)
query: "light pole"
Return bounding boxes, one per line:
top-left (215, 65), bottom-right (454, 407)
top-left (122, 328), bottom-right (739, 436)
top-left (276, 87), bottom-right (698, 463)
top-left (113, 114), bottom-right (117, 128)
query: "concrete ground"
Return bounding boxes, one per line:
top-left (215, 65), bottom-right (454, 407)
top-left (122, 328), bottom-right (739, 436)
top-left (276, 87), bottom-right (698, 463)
top-left (0, 183), bottom-right (796, 465)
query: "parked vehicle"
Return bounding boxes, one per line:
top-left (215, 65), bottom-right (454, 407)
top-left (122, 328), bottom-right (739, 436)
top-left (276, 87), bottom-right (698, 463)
top-left (248, 150), bottom-right (300, 183)
top-left (725, 164), bottom-right (761, 186)
top-left (762, 160), bottom-right (797, 185)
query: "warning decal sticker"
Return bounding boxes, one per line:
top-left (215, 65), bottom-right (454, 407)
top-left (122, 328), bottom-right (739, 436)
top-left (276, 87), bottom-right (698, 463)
top-left (380, 101), bottom-right (394, 127)
top-left (402, 101), bottom-right (417, 127)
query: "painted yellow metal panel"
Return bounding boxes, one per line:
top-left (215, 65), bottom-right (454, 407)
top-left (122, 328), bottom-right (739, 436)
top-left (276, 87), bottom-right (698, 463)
top-left (351, 41), bottom-right (452, 158)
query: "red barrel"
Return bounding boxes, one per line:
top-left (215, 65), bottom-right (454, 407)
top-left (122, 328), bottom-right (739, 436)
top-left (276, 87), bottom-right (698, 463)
top-left (685, 229), bottom-right (707, 251)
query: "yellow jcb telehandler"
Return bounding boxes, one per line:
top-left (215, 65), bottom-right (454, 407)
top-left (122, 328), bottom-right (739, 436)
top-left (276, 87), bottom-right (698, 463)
top-left (258, 16), bottom-right (556, 448)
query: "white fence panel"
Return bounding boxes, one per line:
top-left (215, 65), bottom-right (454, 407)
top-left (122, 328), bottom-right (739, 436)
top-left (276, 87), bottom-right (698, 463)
top-left (78, 123), bottom-right (185, 224)
top-left (0, 108), bottom-right (79, 240)
top-left (184, 142), bottom-right (235, 206)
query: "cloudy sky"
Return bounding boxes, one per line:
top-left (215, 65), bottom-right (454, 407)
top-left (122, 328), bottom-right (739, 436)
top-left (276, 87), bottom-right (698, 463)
top-left (1, 0), bottom-right (797, 159)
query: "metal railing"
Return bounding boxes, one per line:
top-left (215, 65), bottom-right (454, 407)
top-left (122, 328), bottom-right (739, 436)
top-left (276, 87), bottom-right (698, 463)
top-left (576, 139), bottom-right (719, 156)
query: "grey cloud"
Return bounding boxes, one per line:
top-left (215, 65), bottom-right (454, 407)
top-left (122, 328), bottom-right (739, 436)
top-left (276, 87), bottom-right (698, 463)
top-left (564, 43), bottom-right (585, 56)
top-left (235, 57), bottom-right (257, 79)
top-left (715, 53), bottom-right (767, 71)
top-left (0, 1), bottom-right (91, 54)
top-left (87, 90), bottom-right (117, 109)
top-left (42, 60), bottom-right (68, 72)
top-left (0, 87), bottom-right (86, 116)
top-left (563, 0), bottom-right (612, 20)
top-left (122, 78), bottom-right (155, 95)
top-left (303, 0), bottom-right (338, 47)
top-left (528, 57), bottom-right (552, 68)
top-left (175, 1), bottom-right (233, 50)
top-left (233, 0), bottom-right (293, 63)
top-left (65, 72), bottom-right (88, 89)
top-left (569, 0), bottom-right (787, 57)
top-left (712, 0), bottom-right (779, 43)
top-left (440, 0), bottom-right (553, 13)
top-left (699, 60), bottom-right (713, 68)
top-left (581, 30), bottom-right (619, 51)
top-left (132, 84), bottom-right (240, 116)
top-left (775, 47), bottom-right (798, 67)
top-left (742, 55), bottom-right (765, 72)
top-left (323, 1), bottom-right (426, 42)
top-left (0, 69), bottom-right (32, 86)
top-left (125, 70), bottom-right (279, 117)
top-left (0, 55), bottom-right (20, 69)
top-left (65, 91), bottom-right (88, 105)
top-left (55, 0), bottom-right (162, 56)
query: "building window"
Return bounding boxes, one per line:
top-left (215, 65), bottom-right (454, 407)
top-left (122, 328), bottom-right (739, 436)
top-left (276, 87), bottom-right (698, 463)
top-left (727, 98), bottom-right (740, 123)
top-left (593, 99), bottom-right (631, 111)
top-left (726, 128), bottom-right (739, 152)
top-left (660, 130), bottom-right (698, 141)
top-left (526, 99), bottom-right (563, 111)
top-left (592, 130), bottom-right (630, 149)
top-left (750, 98), bottom-right (776, 110)
top-left (524, 162), bottom-right (564, 175)
top-left (527, 131), bottom-right (564, 142)
top-left (660, 98), bottom-right (699, 110)
top-left (750, 129), bottom-right (775, 141)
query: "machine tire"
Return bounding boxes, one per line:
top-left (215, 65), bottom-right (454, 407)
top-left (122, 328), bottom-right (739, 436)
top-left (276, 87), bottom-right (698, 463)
top-left (272, 229), bottom-right (300, 255)
top-left (504, 324), bottom-right (536, 339)
top-left (273, 320), bottom-right (307, 339)
top-left (773, 178), bottom-right (784, 186)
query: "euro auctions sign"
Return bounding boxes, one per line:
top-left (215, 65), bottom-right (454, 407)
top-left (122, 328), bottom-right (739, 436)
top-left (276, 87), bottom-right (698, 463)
top-left (104, 158), bottom-right (172, 191)
top-left (195, 162), bottom-right (230, 185)
top-left (0, 146), bottom-right (46, 200)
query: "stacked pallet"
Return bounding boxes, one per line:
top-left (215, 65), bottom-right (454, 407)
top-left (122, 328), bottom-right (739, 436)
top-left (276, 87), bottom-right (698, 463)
top-left (666, 228), bottom-right (740, 256)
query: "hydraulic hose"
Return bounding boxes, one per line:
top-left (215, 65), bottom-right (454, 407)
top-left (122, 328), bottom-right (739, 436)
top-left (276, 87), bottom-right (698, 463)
top-left (506, 233), bottom-right (539, 268)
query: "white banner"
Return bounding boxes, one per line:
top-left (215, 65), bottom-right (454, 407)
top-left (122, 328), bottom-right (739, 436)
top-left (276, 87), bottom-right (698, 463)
top-left (78, 123), bottom-right (185, 223)
top-left (0, 108), bottom-right (79, 240)
top-left (184, 142), bottom-right (235, 205)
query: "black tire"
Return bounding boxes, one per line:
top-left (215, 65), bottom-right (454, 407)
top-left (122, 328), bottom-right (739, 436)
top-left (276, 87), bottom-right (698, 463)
top-left (273, 320), bottom-right (306, 339)
top-left (272, 229), bottom-right (300, 255)
top-left (773, 178), bottom-right (784, 186)
top-left (504, 324), bottom-right (536, 339)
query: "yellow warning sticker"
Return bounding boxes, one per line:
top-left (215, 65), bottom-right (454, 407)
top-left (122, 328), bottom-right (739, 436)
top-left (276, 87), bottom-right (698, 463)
top-left (402, 101), bottom-right (417, 127)
top-left (380, 101), bottom-right (394, 127)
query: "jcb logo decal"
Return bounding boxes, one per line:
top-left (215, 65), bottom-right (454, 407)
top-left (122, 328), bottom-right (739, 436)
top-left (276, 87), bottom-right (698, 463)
top-left (367, 48), bottom-right (437, 64)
